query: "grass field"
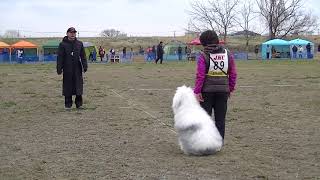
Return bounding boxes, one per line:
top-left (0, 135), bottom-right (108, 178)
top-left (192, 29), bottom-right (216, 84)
top-left (0, 59), bottom-right (319, 179)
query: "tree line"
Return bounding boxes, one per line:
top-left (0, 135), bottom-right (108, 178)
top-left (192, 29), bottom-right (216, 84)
top-left (188, 0), bottom-right (319, 49)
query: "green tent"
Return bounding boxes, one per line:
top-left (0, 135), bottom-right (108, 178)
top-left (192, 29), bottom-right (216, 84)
top-left (42, 40), bottom-right (60, 55)
top-left (163, 40), bottom-right (187, 55)
top-left (163, 40), bottom-right (187, 60)
top-left (83, 42), bottom-right (98, 60)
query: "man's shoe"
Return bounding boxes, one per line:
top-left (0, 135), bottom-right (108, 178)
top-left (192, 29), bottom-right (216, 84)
top-left (64, 106), bottom-right (72, 110)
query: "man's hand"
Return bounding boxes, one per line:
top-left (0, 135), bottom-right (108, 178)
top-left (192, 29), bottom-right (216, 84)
top-left (57, 70), bottom-right (62, 75)
top-left (195, 93), bottom-right (204, 102)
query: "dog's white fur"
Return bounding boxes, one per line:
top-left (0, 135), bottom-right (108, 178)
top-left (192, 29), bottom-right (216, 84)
top-left (172, 85), bottom-right (223, 155)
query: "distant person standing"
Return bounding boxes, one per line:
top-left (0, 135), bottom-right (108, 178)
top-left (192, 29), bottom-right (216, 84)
top-left (98, 46), bottom-right (105, 62)
top-left (266, 45), bottom-right (271, 59)
top-left (129, 48), bottom-right (134, 60)
top-left (185, 46), bottom-right (191, 60)
top-left (57, 27), bottom-right (88, 109)
top-left (298, 45), bottom-right (304, 58)
top-left (139, 46), bottom-right (144, 55)
top-left (146, 46), bottom-right (153, 61)
top-left (122, 47), bottom-right (127, 59)
top-left (177, 45), bottom-right (182, 60)
top-left (110, 48), bottom-right (115, 62)
top-left (254, 45), bottom-right (259, 59)
top-left (92, 50), bottom-right (97, 61)
top-left (155, 41), bottom-right (164, 64)
top-left (89, 51), bottom-right (93, 62)
top-left (306, 43), bottom-right (311, 58)
top-left (17, 49), bottom-right (24, 64)
top-left (110, 48), bottom-right (115, 56)
top-left (292, 45), bottom-right (298, 59)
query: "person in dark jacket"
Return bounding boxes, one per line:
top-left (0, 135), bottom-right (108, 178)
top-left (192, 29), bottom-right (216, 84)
top-left (155, 41), bottom-right (164, 64)
top-left (122, 47), bottom-right (127, 59)
top-left (292, 45), bottom-right (298, 59)
top-left (57, 27), bottom-right (88, 109)
top-left (194, 30), bottom-right (237, 142)
top-left (306, 43), bottom-right (312, 58)
top-left (177, 45), bottom-right (183, 60)
top-left (98, 46), bottom-right (105, 62)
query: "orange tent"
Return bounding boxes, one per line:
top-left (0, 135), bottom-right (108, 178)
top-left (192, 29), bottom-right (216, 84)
top-left (10, 40), bottom-right (39, 63)
top-left (0, 41), bottom-right (10, 48)
top-left (0, 41), bottom-right (12, 62)
top-left (11, 40), bottom-right (37, 49)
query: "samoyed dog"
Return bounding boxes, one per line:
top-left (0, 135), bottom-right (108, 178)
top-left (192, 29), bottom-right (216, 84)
top-left (172, 85), bottom-right (223, 155)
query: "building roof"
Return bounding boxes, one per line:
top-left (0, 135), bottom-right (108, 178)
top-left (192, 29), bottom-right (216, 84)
top-left (230, 30), bottom-right (261, 36)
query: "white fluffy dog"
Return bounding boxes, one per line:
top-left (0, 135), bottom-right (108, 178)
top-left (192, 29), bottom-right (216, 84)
top-left (172, 85), bottom-right (223, 155)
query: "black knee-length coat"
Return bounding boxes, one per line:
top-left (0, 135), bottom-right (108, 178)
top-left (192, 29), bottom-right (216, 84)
top-left (57, 37), bottom-right (88, 96)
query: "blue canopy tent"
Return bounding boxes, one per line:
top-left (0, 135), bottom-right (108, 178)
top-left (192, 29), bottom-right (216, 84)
top-left (289, 39), bottom-right (314, 59)
top-left (261, 39), bottom-right (290, 60)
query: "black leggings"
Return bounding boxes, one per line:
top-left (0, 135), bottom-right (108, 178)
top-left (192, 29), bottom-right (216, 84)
top-left (200, 92), bottom-right (228, 139)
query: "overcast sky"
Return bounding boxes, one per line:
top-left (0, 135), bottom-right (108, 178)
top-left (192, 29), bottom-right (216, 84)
top-left (0, 0), bottom-right (319, 37)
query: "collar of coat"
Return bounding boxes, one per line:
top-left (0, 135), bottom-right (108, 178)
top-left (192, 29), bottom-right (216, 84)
top-left (63, 36), bottom-right (78, 43)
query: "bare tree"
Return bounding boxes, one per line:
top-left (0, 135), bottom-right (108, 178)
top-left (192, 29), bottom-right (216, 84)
top-left (100, 29), bottom-right (127, 39)
top-left (188, 0), bottom-right (240, 43)
top-left (235, 0), bottom-right (257, 51)
top-left (256, 0), bottom-right (318, 39)
top-left (3, 30), bottom-right (21, 38)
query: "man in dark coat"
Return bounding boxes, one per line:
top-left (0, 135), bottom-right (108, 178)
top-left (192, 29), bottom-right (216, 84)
top-left (177, 45), bottom-right (182, 60)
top-left (57, 27), bottom-right (88, 109)
top-left (155, 41), bottom-right (164, 64)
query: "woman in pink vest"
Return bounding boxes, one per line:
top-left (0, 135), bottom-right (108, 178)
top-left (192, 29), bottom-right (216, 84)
top-left (194, 30), bottom-right (237, 144)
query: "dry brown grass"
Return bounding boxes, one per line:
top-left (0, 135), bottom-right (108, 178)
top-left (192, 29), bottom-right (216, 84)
top-left (0, 59), bottom-right (319, 179)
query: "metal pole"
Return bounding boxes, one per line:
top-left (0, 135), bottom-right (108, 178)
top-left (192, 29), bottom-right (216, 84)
top-left (9, 48), bottom-right (12, 64)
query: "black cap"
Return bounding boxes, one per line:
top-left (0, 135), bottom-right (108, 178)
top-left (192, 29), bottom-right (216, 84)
top-left (67, 27), bottom-right (77, 33)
